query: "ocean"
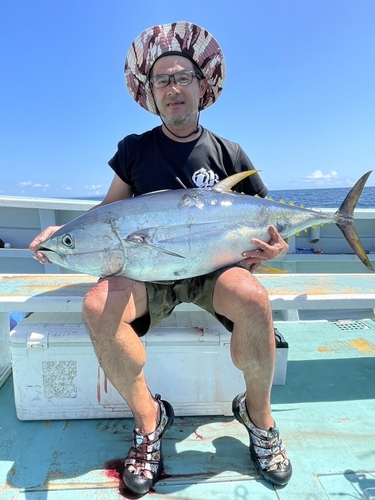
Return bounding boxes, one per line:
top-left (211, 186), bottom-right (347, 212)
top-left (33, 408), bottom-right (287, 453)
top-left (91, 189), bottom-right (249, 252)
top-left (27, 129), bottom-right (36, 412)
top-left (268, 186), bottom-right (374, 209)
top-left (87, 186), bottom-right (374, 209)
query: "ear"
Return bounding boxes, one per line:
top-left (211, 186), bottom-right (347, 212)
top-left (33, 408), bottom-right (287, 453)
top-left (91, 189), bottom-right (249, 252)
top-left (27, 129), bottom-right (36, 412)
top-left (199, 78), bottom-right (208, 97)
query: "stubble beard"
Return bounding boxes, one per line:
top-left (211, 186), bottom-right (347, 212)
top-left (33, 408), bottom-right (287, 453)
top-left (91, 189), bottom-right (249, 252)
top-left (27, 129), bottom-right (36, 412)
top-left (161, 110), bottom-right (198, 127)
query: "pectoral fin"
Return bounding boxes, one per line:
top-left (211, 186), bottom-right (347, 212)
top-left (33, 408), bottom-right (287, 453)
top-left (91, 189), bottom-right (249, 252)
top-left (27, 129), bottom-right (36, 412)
top-left (126, 232), bottom-right (186, 259)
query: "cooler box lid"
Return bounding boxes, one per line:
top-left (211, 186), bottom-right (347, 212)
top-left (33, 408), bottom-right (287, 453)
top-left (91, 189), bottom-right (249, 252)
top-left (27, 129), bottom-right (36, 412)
top-left (9, 312), bottom-right (91, 351)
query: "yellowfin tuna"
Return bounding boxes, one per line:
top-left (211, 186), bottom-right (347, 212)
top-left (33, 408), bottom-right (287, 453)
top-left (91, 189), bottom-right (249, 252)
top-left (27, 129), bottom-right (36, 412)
top-left (36, 171), bottom-right (373, 280)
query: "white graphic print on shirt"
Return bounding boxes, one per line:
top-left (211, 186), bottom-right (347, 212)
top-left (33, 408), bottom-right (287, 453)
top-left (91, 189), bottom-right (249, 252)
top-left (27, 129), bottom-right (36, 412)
top-left (192, 168), bottom-right (219, 188)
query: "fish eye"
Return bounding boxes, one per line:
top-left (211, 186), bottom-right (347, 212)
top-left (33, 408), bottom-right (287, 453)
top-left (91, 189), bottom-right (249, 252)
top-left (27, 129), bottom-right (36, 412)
top-left (61, 234), bottom-right (74, 248)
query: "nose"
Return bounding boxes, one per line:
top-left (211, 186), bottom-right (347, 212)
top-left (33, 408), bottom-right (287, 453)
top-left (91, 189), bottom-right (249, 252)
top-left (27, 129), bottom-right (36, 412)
top-left (166, 74), bottom-right (182, 92)
top-left (167, 81), bottom-right (180, 94)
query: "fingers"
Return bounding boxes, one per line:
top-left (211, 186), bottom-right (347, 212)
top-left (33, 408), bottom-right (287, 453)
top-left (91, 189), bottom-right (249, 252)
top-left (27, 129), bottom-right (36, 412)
top-left (249, 262), bottom-right (261, 273)
top-left (29, 233), bottom-right (49, 250)
top-left (29, 236), bottom-right (46, 251)
top-left (29, 225), bottom-right (62, 264)
top-left (29, 226), bottom-right (61, 251)
top-left (242, 226), bottom-right (289, 261)
top-left (32, 251), bottom-right (51, 264)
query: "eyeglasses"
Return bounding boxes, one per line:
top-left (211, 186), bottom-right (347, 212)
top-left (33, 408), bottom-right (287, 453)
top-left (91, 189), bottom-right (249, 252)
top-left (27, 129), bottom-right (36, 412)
top-left (150, 70), bottom-right (201, 89)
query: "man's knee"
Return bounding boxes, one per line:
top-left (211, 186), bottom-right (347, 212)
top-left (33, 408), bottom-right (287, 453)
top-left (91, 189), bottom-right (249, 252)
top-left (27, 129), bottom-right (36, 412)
top-left (214, 267), bottom-right (271, 319)
top-left (82, 278), bottom-right (111, 322)
top-left (82, 277), bottom-right (148, 328)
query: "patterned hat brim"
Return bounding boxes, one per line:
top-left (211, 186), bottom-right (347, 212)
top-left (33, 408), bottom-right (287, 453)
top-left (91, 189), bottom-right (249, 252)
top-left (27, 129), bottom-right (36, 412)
top-left (125, 21), bottom-right (226, 115)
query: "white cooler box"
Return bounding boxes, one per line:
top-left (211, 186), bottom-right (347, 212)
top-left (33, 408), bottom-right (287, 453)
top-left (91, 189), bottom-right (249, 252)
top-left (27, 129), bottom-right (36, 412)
top-left (9, 309), bottom-right (288, 421)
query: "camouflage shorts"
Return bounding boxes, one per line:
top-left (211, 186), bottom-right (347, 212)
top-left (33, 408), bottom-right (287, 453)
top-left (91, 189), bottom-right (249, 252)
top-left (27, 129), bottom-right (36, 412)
top-left (131, 266), bottom-right (235, 337)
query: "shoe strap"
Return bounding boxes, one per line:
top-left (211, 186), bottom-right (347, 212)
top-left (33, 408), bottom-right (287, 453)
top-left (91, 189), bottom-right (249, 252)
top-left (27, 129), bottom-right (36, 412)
top-left (133, 395), bottom-right (168, 444)
top-left (237, 395), bottom-right (289, 471)
top-left (125, 395), bottom-right (168, 477)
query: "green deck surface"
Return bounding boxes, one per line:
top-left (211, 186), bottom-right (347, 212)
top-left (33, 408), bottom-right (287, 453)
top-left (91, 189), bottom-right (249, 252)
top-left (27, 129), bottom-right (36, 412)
top-left (1, 318), bottom-right (375, 499)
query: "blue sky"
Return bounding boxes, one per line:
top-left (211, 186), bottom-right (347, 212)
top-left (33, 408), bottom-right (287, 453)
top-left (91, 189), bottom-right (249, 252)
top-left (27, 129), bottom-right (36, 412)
top-left (1, 0), bottom-right (374, 198)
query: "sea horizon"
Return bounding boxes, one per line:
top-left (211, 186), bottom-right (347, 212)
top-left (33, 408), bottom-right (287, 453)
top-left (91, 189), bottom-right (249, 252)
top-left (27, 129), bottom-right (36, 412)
top-left (71, 185), bottom-right (374, 209)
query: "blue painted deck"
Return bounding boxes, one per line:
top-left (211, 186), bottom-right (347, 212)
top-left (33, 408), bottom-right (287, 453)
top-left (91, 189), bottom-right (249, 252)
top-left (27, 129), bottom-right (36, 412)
top-left (1, 317), bottom-right (375, 499)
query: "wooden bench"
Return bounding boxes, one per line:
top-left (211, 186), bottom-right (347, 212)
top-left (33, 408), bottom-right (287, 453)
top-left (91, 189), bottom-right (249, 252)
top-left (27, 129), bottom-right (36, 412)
top-left (1, 272), bottom-right (375, 389)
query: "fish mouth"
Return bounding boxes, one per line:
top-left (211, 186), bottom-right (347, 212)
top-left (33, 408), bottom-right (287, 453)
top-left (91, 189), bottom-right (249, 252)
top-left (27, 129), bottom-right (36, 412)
top-left (36, 248), bottom-right (67, 264)
top-left (36, 245), bottom-right (63, 257)
top-left (35, 246), bottom-right (126, 277)
top-left (37, 245), bottom-right (54, 252)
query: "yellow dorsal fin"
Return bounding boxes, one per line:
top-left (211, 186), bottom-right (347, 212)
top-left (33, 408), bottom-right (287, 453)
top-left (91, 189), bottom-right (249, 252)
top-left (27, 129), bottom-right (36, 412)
top-left (213, 170), bottom-right (260, 192)
top-left (295, 231), bottom-right (300, 236)
top-left (279, 199), bottom-right (286, 204)
top-left (300, 204), bottom-right (304, 208)
top-left (290, 202), bottom-right (295, 206)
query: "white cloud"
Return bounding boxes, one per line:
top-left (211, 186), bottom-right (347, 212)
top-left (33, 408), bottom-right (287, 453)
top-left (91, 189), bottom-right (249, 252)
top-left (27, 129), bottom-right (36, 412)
top-left (84, 184), bottom-right (105, 195)
top-left (305, 170), bottom-right (338, 182)
top-left (17, 181), bottom-right (50, 190)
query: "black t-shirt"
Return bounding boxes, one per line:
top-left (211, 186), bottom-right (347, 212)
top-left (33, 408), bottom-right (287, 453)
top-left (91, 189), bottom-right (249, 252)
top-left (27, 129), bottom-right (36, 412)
top-left (108, 126), bottom-right (268, 197)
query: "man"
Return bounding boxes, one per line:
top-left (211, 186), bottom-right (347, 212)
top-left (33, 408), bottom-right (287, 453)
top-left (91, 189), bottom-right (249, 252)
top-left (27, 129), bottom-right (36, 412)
top-left (31, 22), bottom-right (292, 496)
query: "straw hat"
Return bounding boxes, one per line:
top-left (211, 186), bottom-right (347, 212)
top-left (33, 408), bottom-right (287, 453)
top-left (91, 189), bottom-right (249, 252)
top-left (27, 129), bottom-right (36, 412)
top-left (125, 21), bottom-right (226, 115)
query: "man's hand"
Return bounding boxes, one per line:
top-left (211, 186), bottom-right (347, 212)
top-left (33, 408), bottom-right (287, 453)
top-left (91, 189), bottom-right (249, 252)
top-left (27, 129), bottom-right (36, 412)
top-left (29, 226), bottom-right (62, 264)
top-left (239, 225), bottom-right (289, 273)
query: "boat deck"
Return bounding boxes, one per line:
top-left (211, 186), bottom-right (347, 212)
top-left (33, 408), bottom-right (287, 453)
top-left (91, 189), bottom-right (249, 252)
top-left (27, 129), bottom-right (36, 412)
top-left (1, 314), bottom-right (375, 499)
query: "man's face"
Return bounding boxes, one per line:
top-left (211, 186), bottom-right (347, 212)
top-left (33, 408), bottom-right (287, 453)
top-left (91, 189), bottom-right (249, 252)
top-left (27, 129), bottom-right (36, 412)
top-left (151, 55), bottom-right (207, 126)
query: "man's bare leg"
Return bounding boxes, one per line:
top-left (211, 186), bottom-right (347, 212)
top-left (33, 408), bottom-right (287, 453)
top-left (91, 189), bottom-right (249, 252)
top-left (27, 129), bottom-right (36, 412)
top-left (212, 267), bottom-right (275, 429)
top-left (83, 277), bottom-right (175, 495)
top-left (213, 267), bottom-right (291, 486)
top-left (82, 276), bottom-right (159, 433)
